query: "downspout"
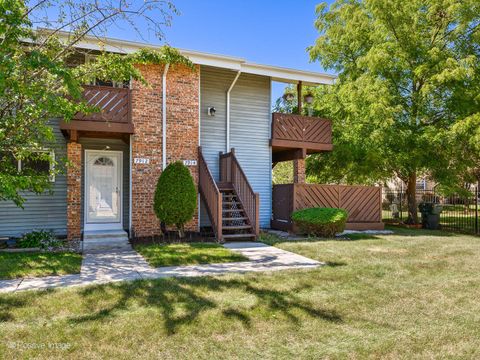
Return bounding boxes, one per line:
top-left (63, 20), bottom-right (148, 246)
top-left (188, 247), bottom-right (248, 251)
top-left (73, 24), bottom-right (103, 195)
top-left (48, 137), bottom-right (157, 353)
top-left (162, 63), bottom-right (170, 170)
top-left (226, 71), bottom-right (241, 152)
top-left (129, 134), bottom-right (132, 237)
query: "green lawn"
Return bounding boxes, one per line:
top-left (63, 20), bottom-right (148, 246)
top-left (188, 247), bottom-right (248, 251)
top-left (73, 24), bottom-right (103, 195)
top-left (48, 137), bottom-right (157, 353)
top-left (134, 242), bottom-right (248, 267)
top-left (0, 252), bottom-right (82, 280)
top-left (1, 228), bottom-right (480, 358)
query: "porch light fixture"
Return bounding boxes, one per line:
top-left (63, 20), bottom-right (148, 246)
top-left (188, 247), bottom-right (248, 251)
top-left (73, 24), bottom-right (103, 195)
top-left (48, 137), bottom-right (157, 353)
top-left (207, 107), bottom-right (216, 116)
top-left (304, 93), bottom-right (314, 104)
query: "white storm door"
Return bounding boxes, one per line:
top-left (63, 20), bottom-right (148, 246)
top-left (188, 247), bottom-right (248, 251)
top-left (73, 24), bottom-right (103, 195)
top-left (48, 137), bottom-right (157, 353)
top-left (85, 151), bottom-right (122, 228)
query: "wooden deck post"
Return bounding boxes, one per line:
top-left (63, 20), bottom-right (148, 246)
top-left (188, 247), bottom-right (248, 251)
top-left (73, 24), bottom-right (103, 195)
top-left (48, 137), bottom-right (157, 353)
top-left (297, 81), bottom-right (303, 115)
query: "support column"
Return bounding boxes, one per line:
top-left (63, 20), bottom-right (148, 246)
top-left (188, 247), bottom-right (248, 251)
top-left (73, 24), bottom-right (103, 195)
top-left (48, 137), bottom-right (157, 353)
top-left (293, 158), bottom-right (306, 184)
top-left (67, 141), bottom-right (82, 241)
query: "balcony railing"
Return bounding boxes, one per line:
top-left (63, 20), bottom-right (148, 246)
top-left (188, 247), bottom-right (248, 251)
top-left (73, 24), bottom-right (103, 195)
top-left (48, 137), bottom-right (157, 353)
top-left (270, 112), bottom-right (333, 152)
top-left (61, 85), bottom-right (133, 134)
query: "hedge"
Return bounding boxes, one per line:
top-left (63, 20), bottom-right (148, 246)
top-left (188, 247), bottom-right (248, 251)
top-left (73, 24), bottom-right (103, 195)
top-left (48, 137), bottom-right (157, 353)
top-left (153, 161), bottom-right (197, 237)
top-left (291, 207), bottom-right (348, 237)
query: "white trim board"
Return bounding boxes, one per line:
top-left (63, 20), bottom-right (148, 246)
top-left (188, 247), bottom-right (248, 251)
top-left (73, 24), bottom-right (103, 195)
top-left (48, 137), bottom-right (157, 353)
top-left (35, 29), bottom-right (336, 86)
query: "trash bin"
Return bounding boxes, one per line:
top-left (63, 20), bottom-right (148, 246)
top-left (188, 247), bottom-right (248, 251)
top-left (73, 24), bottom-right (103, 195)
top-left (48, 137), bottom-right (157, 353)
top-left (418, 202), bottom-right (443, 230)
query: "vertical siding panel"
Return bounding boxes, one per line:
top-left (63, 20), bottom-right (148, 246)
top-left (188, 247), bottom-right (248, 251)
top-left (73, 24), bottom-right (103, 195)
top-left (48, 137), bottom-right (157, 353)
top-left (0, 119), bottom-right (68, 237)
top-left (230, 73), bottom-right (271, 228)
top-left (200, 66), bottom-right (271, 228)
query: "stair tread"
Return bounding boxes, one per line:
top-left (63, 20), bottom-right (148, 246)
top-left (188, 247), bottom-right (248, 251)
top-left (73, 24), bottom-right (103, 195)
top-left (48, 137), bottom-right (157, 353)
top-left (222, 217), bottom-right (248, 221)
top-left (223, 233), bottom-right (256, 239)
top-left (223, 225), bottom-right (252, 230)
top-left (222, 209), bottom-right (245, 213)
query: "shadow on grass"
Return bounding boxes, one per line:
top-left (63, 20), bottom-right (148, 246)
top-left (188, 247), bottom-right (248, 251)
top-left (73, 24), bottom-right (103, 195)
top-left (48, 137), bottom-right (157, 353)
top-left (324, 261), bottom-right (347, 267)
top-left (60, 276), bottom-right (342, 335)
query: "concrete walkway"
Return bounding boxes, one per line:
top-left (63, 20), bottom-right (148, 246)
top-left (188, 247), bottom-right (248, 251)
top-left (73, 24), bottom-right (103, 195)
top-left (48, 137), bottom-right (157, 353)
top-left (0, 242), bottom-right (320, 293)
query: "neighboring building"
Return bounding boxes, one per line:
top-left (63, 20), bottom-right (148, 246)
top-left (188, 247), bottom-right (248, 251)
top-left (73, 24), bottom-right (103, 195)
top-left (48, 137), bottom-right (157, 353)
top-left (0, 34), bottom-right (338, 241)
top-left (384, 177), bottom-right (437, 192)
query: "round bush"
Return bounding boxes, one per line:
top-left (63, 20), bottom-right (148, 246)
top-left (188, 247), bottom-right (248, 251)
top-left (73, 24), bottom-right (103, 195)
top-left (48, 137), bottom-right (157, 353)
top-left (153, 161), bottom-right (197, 237)
top-left (291, 207), bottom-right (348, 238)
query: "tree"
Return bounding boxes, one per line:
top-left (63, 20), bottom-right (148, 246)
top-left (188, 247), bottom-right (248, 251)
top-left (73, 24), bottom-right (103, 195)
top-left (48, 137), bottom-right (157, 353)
top-left (153, 162), bottom-right (197, 238)
top-left (0, 0), bottom-right (191, 207)
top-left (308, 0), bottom-right (480, 223)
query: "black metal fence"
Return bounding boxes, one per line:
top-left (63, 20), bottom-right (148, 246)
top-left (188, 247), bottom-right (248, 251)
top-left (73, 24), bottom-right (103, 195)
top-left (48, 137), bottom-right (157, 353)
top-left (383, 188), bottom-right (479, 235)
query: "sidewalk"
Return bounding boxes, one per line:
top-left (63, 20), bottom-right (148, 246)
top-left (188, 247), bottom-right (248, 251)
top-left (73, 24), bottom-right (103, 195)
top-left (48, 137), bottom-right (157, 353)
top-left (0, 242), bottom-right (321, 293)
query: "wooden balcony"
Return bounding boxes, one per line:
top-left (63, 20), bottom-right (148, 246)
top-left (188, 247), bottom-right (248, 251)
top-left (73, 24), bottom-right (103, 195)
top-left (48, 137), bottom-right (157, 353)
top-left (270, 112), bottom-right (333, 163)
top-left (60, 85), bottom-right (134, 137)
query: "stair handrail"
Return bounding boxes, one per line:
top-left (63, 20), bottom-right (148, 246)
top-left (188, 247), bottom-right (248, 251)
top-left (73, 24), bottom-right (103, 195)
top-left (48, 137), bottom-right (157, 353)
top-left (220, 149), bottom-right (260, 238)
top-left (198, 147), bottom-right (222, 241)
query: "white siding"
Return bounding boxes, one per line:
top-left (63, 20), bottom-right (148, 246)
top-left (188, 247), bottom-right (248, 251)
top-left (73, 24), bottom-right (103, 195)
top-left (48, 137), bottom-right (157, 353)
top-left (200, 66), bottom-right (271, 228)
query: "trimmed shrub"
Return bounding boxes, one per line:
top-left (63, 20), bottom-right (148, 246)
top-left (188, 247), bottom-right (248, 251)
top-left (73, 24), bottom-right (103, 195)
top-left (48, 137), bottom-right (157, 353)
top-left (291, 207), bottom-right (348, 238)
top-left (153, 161), bottom-right (197, 238)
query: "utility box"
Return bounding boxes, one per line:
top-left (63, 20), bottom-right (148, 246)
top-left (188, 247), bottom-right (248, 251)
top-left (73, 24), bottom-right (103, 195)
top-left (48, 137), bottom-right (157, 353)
top-left (419, 203), bottom-right (443, 230)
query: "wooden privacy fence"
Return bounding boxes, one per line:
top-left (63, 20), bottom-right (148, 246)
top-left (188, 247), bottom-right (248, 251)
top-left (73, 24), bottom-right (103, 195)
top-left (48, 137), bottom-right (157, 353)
top-left (74, 85), bottom-right (131, 123)
top-left (272, 184), bottom-right (384, 231)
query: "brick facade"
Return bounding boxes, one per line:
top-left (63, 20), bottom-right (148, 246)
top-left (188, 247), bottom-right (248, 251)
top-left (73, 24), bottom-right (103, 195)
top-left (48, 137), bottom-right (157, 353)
top-left (293, 158), bottom-right (306, 184)
top-left (67, 141), bottom-right (82, 240)
top-left (131, 64), bottom-right (200, 237)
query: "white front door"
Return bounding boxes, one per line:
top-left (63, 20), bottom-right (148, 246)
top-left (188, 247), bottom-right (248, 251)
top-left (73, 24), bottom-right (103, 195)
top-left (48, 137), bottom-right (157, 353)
top-left (85, 150), bottom-right (123, 231)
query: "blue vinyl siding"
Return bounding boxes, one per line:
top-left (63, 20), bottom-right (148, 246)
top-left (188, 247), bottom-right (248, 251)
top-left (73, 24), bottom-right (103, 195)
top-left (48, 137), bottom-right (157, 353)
top-left (200, 66), bottom-right (271, 228)
top-left (0, 119), bottom-right (67, 237)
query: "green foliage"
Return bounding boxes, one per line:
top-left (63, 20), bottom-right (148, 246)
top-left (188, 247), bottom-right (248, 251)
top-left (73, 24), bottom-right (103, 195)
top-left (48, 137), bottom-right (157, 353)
top-left (18, 230), bottom-right (61, 249)
top-left (291, 207), bottom-right (348, 237)
top-left (0, 0), bottom-right (185, 207)
top-left (306, 0), bottom-right (480, 222)
top-left (272, 161), bottom-right (293, 184)
top-left (153, 162), bottom-right (197, 237)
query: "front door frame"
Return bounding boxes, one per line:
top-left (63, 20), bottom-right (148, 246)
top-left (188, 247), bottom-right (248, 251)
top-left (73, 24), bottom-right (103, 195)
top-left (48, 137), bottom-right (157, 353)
top-left (84, 149), bottom-right (123, 231)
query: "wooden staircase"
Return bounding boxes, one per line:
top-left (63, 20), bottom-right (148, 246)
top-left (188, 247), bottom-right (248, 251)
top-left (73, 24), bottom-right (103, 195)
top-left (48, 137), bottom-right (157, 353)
top-left (217, 182), bottom-right (256, 241)
top-left (198, 147), bottom-right (259, 242)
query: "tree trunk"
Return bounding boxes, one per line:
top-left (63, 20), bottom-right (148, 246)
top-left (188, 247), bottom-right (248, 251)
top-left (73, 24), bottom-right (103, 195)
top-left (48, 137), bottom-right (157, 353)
top-left (405, 172), bottom-right (418, 224)
top-left (177, 224), bottom-right (185, 239)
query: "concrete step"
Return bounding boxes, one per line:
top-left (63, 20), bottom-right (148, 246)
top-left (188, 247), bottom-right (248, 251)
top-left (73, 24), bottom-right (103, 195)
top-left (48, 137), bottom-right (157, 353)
top-left (84, 236), bottom-right (129, 243)
top-left (82, 230), bottom-right (132, 253)
top-left (83, 239), bottom-right (130, 246)
top-left (84, 230), bottom-right (128, 240)
top-left (83, 243), bottom-right (132, 253)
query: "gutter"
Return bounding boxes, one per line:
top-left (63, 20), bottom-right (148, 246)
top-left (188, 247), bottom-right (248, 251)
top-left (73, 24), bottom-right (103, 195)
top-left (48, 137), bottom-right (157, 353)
top-left (226, 71), bottom-right (241, 152)
top-left (162, 63), bottom-right (170, 170)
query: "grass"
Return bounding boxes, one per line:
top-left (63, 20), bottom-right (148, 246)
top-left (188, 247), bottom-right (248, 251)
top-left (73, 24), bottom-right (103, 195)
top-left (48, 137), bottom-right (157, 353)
top-left (1, 228), bottom-right (479, 358)
top-left (383, 208), bottom-right (479, 235)
top-left (0, 252), bottom-right (82, 280)
top-left (134, 242), bottom-right (248, 267)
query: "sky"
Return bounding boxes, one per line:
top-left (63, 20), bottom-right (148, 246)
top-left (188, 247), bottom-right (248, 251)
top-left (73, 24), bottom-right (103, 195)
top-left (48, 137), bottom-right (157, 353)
top-left (104, 0), bottom-right (335, 104)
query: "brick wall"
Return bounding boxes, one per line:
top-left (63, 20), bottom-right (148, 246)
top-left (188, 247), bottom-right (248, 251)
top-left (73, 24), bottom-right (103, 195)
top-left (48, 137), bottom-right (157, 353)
top-left (293, 158), bottom-right (306, 184)
top-left (67, 141), bottom-right (82, 240)
top-left (131, 64), bottom-right (200, 237)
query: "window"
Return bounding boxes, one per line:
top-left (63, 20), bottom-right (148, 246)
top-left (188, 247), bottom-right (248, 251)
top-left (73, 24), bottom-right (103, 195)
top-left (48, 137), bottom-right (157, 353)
top-left (94, 156), bottom-right (114, 166)
top-left (1, 150), bottom-right (55, 182)
top-left (21, 150), bottom-right (55, 182)
top-left (85, 55), bottom-right (130, 89)
top-left (416, 179), bottom-right (427, 190)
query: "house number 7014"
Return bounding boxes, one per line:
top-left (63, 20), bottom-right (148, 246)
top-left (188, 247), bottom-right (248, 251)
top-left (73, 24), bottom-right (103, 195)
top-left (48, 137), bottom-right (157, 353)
top-left (183, 160), bottom-right (197, 166)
